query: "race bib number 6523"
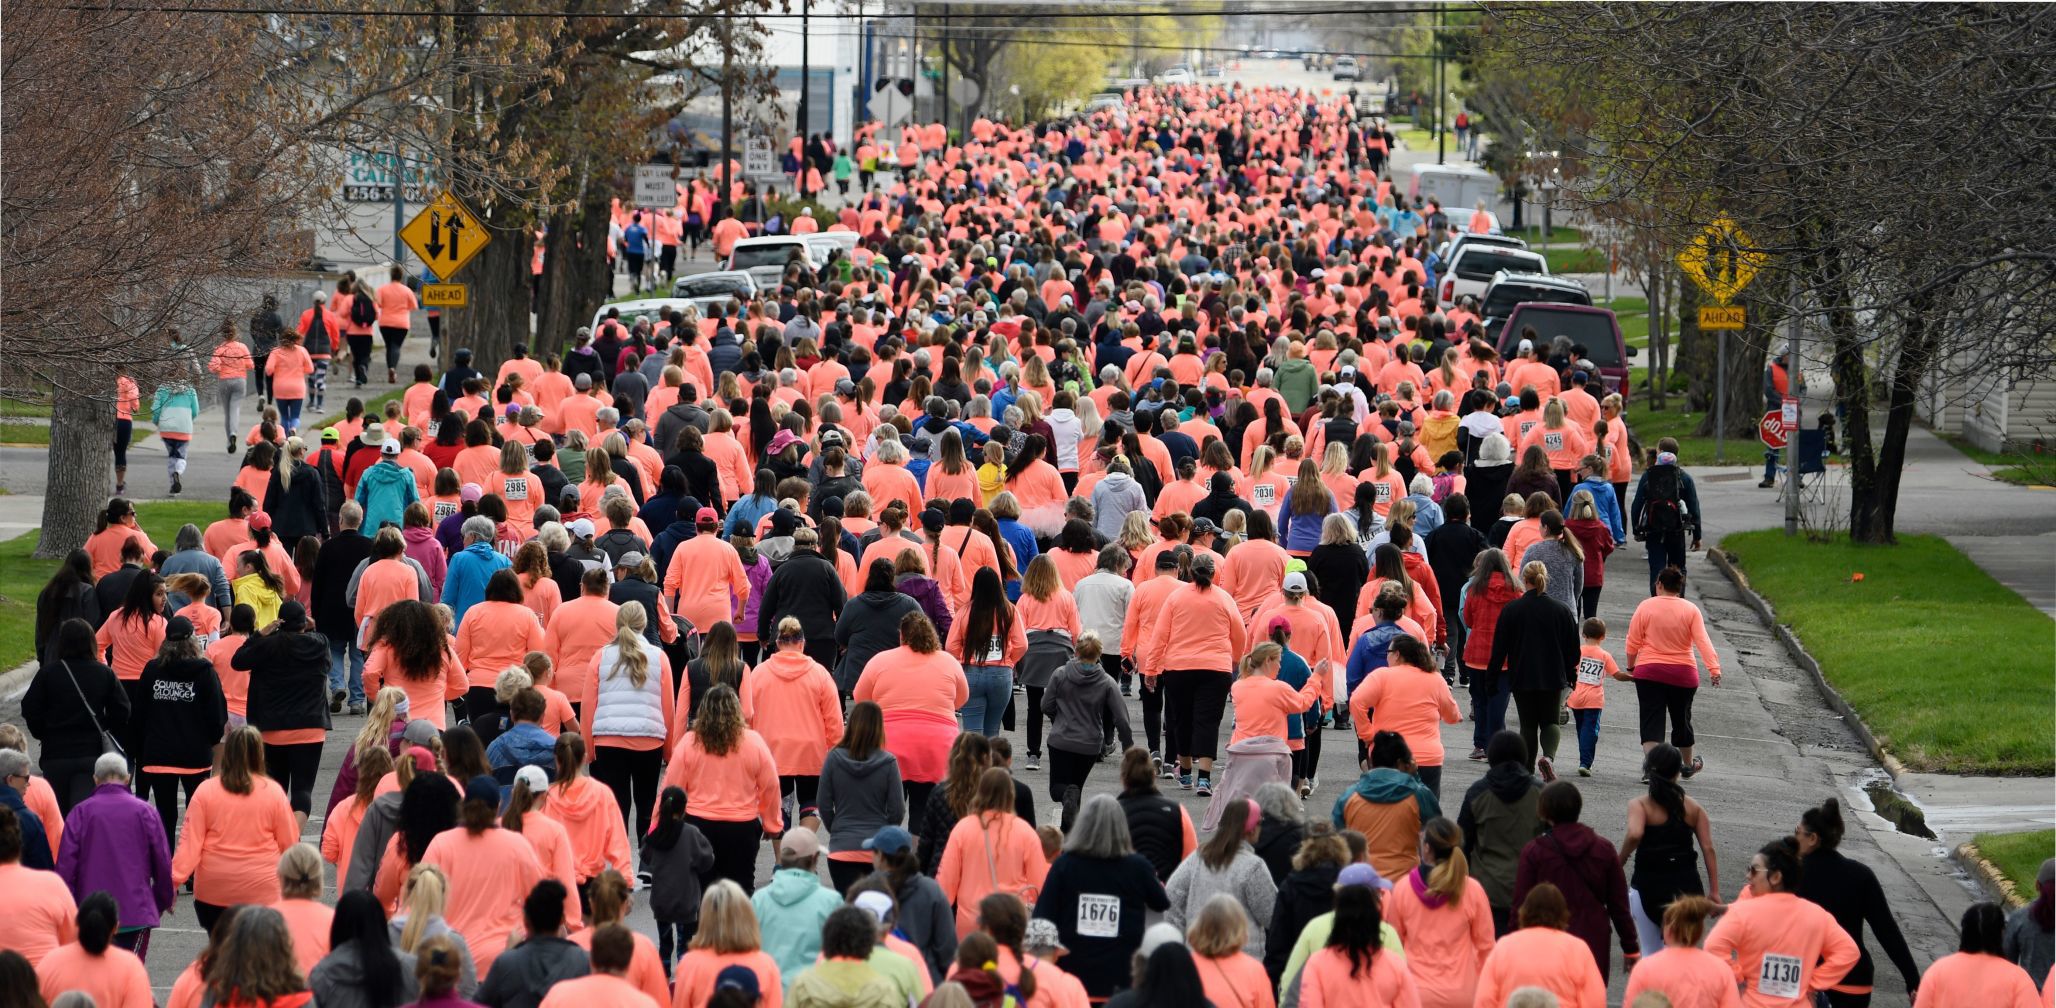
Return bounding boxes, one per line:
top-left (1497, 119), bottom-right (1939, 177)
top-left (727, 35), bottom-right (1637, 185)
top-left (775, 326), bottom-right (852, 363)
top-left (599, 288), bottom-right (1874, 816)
top-left (1756, 953), bottom-right (1802, 1000)
top-left (1076, 894), bottom-right (1120, 938)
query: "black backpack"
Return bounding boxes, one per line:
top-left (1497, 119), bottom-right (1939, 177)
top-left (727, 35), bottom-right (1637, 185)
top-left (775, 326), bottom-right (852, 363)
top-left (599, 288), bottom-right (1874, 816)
top-left (1637, 464), bottom-right (1684, 540)
top-left (348, 289), bottom-right (378, 328)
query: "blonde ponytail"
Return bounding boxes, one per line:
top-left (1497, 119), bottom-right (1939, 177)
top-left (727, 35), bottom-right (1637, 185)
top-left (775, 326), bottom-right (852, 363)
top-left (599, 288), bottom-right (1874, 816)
top-left (398, 864), bottom-right (449, 952)
top-left (611, 605), bottom-right (651, 688)
top-left (1422, 817), bottom-right (1468, 903)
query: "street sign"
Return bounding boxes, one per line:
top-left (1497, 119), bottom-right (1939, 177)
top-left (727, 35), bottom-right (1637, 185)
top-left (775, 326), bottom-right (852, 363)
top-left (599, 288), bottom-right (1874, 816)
top-left (1759, 410), bottom-right (1789, 450)
top-left (1781, 397), bottom-right (1799, 427)
top-left (634, 164), bottom-right (679, 207)
top-left (399, 191), bottom-right (491, 278)
top-left (421, 283), bottom-right (468, 308)
top-left (1699, 304), bottom-right (1746, 330)
top-left (743, 135), bottom-right (776, 177)
top-left (1677, 214), bottom-right (1766, 304)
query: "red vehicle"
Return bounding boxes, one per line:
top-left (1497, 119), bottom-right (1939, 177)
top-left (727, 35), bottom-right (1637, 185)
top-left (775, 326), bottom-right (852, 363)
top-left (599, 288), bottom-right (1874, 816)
top-left (1492, 302), bottom-right (1637, 402)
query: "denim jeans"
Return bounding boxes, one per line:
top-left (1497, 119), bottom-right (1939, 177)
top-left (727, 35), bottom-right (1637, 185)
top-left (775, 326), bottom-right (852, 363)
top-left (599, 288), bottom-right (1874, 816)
top-left (960, 664), bottom-right (1014, 736)
top-left (277, 397), bottom-right (303, 433)
top-left (1468, 670), bottom-right (1511, 750)
top-left (1573, 707), bottom-right (1601, 769)
top-left (328, 638), bottom-right (366, 706)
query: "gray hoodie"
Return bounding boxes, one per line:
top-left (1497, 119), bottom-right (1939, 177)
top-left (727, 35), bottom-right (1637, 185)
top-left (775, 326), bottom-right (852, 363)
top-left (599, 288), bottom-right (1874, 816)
top-left (816, 748), bottom-right (906, 855)
top-left (389, 916), bottom-right (478, 994)
top-left (309, 939), bottom-right (417, 1008)
top-left (473, 934), bottom-right (588, 1008)
top-left (1042, 659), bottom-right (1132, 757)
top-left (1089, 472), bottom-right (1148, 541)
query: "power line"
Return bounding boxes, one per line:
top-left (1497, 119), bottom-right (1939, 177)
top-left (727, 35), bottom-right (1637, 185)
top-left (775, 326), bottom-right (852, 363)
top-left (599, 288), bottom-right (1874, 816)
top-left (58, 1), bottom-right (1481, 19)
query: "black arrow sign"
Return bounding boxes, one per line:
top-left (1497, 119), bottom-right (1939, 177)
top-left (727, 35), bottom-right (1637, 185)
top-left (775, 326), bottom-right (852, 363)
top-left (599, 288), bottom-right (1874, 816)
top-left (445, 212), bottom-right (466, 263)
top-left (425, 210), bottom-right (445, 259)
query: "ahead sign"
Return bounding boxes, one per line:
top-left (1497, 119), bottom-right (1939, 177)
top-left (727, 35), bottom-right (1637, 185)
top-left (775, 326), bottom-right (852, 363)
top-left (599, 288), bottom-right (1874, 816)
top-left (1759, 410), bottom-right (1789, 450)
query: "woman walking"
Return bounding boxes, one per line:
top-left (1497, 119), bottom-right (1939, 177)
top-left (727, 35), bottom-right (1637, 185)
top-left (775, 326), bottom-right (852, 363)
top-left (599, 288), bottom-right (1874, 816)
top-left (1619, 744), bottom-right (1720, 954)
top-left (1346, 635), bottom-right (1461, 797)
top-left (855, 612), bottom-right (970, 826)
top-left (1471, 883), bottom-right (1608, 1008)
top-left (1138, 552), bottom-right (1246, 797)
top-left (1914, 903), bottom-right (2041, 1008)
top-left (834, 560), bottom-right (922, 700)
top-left (1513, 781), bottom-right (1638, 983)
top-left (1381, 818), bottom-right (1494, 1008)
top-left (935, 767), bottom-right (1046, 938)
top-left (236, 601), bottom-right (333, 826)
top-left (579, 604), bottom-right (676, 839)
top-left (33, 550), bottom-right (98, 667)
top-left (170, 726), bottom-right (299, 934)
top-left (661, 684), bottom-right (783, 894)
top-left (742, 616), bottom-right (844, 830)
top-left (1015, 555), bottom-right (1082, 770)
top-left (948, 567), bottom-right (1025, 738)
top-left (1626, 566), bottom-right (1722, 777)
top-left (418, 776), bottom-right (547, 975)
top-left (817, 702), bottom-right (904, 894)
top-left (1790, 797), bottom-right (1922, 1006)
top-left (20, 619), bottom-right (129, 811)
top-left (1705, 840), bottom-right (1860, 1007)
top-left (1031, 794), bottom-right (1169, 998)
top-left (310, 891), bottom-right (415, 1008)
top-left (95, 569), bottom-right (167, 756)
top-left (1164, 797), bottom-right (1277, 961)
top-left (1482, 561), bottom-right (1579, 780)
top-left (1621, 896), bottom-right (1739, 1008)
top-left (1515, 510), bottom-right (1584, 618)
top-left (134, 616), bottom-right (228, 846)
top-left (549, 734), bottom-right (633, 902)
top-left (1291, 881), bottom-right (1420, 1008)
top-left (1041, 632), bottom-right (1133, 831)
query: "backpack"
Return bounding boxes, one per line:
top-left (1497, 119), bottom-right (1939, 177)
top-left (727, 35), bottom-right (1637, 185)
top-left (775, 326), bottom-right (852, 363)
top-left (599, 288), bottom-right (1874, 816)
top-left (1637, 464), bottom-right (1684, 540)
top-left (1430, 470), bottom-right (1460, 503)
top-left (348, 289), bottom-right (379, 328)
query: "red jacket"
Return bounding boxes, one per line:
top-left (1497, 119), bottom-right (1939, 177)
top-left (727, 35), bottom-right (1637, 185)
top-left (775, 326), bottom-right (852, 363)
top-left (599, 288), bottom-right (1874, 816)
top-left (1400, 551), bottom-right (1444, 643)
top-left (1460, 572), bottom-right (1521, 669)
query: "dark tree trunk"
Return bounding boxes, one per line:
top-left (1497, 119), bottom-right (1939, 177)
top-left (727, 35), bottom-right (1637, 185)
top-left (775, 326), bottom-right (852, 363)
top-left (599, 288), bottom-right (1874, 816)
top-left (1819, 247), bottom-right (1879, 542)
top-left (1647, 267), bottom-right (1670, 409)
top-left (1677, 279), bottom-right (1710, 412)
top-left (36, 388), bottom-right (115, 558)
top-left (447, 206), bottom-right (531, 377)
top-left (1872, 286), bottom-right (1945, 543)
top-left (537, 190), bottom-right (613, 357)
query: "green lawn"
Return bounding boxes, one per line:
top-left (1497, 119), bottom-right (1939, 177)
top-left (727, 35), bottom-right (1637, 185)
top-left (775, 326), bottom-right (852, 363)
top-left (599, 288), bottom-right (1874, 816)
top-left (1972, 829), bottom-right (2055, 902)
top-left (1627, 395), bottom-right (1729, 467)
top-left (0, 421), bottom-right (148, 447)
top-left (1606, 295), bottom-right (1650, 347)
top-left (1937, 433), bottom-right (2055, 488)
top-left (0, 501), bottom-right (224, 671)
top-left (1507, 224), bottom-right (1587, 244)
top-left (1540, 246), bottom-right (1608, 275)
top-left (0, 399), bottom-right (54, 418)
top-left (1723, 532), bottom-right (2056, 774)
top-left (1395, 126), bottom-right (1438, 151)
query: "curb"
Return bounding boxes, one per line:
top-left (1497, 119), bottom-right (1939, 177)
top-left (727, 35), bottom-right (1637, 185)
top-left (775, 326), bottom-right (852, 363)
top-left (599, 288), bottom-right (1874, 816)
top-left (1705, 545), bottom-right (1908, 779)
top-left (0, 659), bottom-right (38, 700)
top-left (1955, 842), bottom-right (2030, 908)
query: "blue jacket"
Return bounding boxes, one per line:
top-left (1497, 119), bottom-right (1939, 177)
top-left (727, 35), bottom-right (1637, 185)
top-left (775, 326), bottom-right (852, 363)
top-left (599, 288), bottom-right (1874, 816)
top-left (0, 784), bottom-right (53, 870)
top-left (441, 542), bottom-right (512, 626)
top-left (724, 494), bottom-right (777, 538)
top-left (995, 518), bottom-right (1039, 602)
top-left (354, 460), bottom-right (420, 531)
top-left (1402, 493), bottom-right (1444, 538)
top-left (486, 722), bottom-right (558, 779)
top-left (160, 548), bottom-right (232, 609)
top-left (1344, 619), bottom-right (1408, 697)
top-left (1572, 476), bottom-right (1625, 543)
top-left (1277, 647), bottom-right (1319, 740)
top-left (1277, 496), bottom-right (1334, 554)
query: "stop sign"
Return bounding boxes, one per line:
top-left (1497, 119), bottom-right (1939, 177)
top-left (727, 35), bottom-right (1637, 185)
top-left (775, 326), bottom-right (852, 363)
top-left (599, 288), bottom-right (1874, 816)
top-left (1759, 411), bottom-right (1789, 450)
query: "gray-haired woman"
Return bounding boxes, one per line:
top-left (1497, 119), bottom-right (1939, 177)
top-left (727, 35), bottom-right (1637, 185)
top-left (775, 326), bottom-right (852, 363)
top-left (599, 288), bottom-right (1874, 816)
top-left (1030, 792), bottom-right (1171, 999)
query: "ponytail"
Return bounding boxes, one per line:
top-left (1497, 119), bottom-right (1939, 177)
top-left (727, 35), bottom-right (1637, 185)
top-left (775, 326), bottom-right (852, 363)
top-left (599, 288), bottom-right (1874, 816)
top-left (1422, 817), bottom-right (1468, 903)
top-left (398, 864), bottom-right (449, 953)
top-left (610, 606), bottom-right (651, 688)
top-left (502, 775), bottom-right (540, 834)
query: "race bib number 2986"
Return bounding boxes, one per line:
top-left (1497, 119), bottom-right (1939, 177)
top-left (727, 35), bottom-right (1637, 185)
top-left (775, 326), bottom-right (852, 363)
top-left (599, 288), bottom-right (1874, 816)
top-left (1076, 894), bottom-right (1120, 938)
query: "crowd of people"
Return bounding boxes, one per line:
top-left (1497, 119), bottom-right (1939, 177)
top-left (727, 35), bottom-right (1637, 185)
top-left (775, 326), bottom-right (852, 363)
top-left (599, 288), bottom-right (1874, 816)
top-left (6, 82), bottom-right (2051, 1008)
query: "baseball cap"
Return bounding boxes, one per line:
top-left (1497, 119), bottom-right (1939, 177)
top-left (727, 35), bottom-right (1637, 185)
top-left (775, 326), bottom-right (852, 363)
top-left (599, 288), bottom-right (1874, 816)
top-left (380, 439), bottom-right (402, 456)
top-left (165, 615), bottom-right (195, 641)
top-left (465, 774), bottom-right (500, 806)
top-left (1336, 863), bottom-right (1394, 892)
top-left (863, 825), bottom-right (914, 855)
top-left (247, 511), bottom-right (273, 530)
top-left (321, 426), bottom-right (340, 443)
top-left (853, 890), bottom-right (895, 924)
top-left (779, 826), bottom-right (821, 859)
top-left (402, 719), bottom-right (440, 746)
top-left (616, 551), bottom-right (647, 570)
top-left (696, 506), bottom-right (719, 524)
top-left (1137, 922), bottom-right (1185, 961)
top-left (277, 600), bottom-right (308, 629)
top-left (403, 745), bottom-right (437, 772)
top-left (834, 378), bottom-right (857, 396)
top-left (569, 518), bottom-right (596, 538)
top-left (514, 765), bottom-right (550, 795)
top-left (1282, 571), bottom-right (1308, 595)
top-left (1518, 338), bottom-right (1534, 354)
top-left (459, 483), bottom-right (483, 503)
top-left (714, 966), bottom-right (760, 1000)
top-left (819, 429), bottom-right (845, 447)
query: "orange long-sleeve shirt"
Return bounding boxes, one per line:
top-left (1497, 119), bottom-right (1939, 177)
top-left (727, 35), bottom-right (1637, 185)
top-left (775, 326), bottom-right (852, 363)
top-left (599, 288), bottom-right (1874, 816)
top-left (544, 596), bottom-right (622, 702)
top-left (1383, 875), bottom-right (1495, 1008)
top-left (362, 643), bottom-right (466, 729)
top-left (1471, 926), bottom-right (1606, 1008)
top-left (273, 897), bottom-right (334, 976)
top-left (1703, 891), bottom-right (1860, 1007)
top-left (1349, 664), bottom-right (1463, 768)
top-left (935, 812), bottom-right (1048, 937)
top-left (1122, 574), bottom-right (1182, 661)
top-left (0, 863), bottom-right (77, 967)
top-left (945, 606), bottom-right (1027, 669)
top-left (321, 796), bottom-right (372, 889)
top-left (1626, 595), bottom-right (1722, 682)
top-left (170, 777), bottom-right (298, 906)
top-left (546, 776), bottom-right (633, 882)
top-left (1017, 589), bottom-right (1082, 639)
top-left (1247, 599), bottom-right (1346, 702)
top-left (1623, 946), bottom-right (1745, 1008)
top-left (22, 775), bottom-right (63, 854)
top-left (518, 809), bottom-right (584, 929)
top-left (741, 649), bottom-right (844, 776)
top-left (1299, 946), bottom-right (1420, 1008)
top-left (567, 929), bottom-right (669, 1008)
top-left (672, 949), bottom-right (785, 1008)
top-left (420, 826), bottom-right (547, 974)
top-left (456, 600), bottom-right (548, 689)
top-left (661, 728), bottom-right (784, 830)
top-left (1229, 670), bottom-right (1325, 745)
top-left (1140, 583), bottom-right (1246, 678)
top-left (35, 943), bottom-right (153, 1008)
top-left (1911, 952), bottom-right (2041, 1008)
top-left (85, 526), bottom-right (156, 579)
top-left (96, 612), bottom-right (166, 681)
top-left (664, 533), bottom-right (750, 634)
top-left (1217, 538), bottom-right (1289, 621)
top-left (854, 647), bottom-right (970, 716)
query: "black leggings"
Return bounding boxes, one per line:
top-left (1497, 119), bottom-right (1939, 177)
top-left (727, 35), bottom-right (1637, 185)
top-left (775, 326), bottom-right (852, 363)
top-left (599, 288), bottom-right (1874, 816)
top-left (138, 770), bottom-right (205, 851)
top-left (593, 745), bottom-right (663, 839)
top-left (264, 742), bottom-right (323, 815)
top-left (1024, 686), bottom-right (1046, 757)
top-left (1141, 677), bottom-right (1177, 763)
top-left (1581, 585), bottom-right (1602, 620)
top-left (686, 814), bottom-right (764, 893)
top-left (347, 334), bottom-right (374, 383)
top-left (904, 781), bottom-right (936, 837)
top-left (379, 326), bottom-right (408, 368)
top-left (1291, 721), bottom-right (1324, 784)
top-left (1045, 746), bottom-right (1097, 803)
top-left (1162, 670), bottom-right (1231, 762)
top-left (780, 774), bottom-right (820, 819)
top-left (1511, 689), bottom-right (1563, 771)
top-left (828, 858), bottom-right (873, 896)
top-left (1635, 679), bottom-right (1698, 748)
top-left (195, 900), bottom-right (229, 935)
top-left (42, 754), bottom-right (101, 814)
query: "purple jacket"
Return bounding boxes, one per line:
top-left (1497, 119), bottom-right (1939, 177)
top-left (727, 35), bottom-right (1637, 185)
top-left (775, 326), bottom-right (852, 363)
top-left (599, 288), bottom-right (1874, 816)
top-left (57, 782), bottom-right (173, 929)
top-left (894, 574), bottom-right (953, 641)
top-left (737, 553), bottom-right (772, 630)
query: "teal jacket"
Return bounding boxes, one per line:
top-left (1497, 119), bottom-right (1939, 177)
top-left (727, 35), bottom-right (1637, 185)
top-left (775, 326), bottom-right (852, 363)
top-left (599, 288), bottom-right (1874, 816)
top-left (353, 460), bottom-right (420, 531)
top-left (751, 867), bottom-right (846, 987)
top-left (1332, 767), bottom-right (1442, 827)
top-left (150, 385), bottom-right (201, 437)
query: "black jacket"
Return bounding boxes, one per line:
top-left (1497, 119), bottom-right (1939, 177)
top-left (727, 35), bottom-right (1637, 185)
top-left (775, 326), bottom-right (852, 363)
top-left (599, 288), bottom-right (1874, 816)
top-left (1264, 862), bottom-right (1341, 983)
top-left (547, 550), bottom-right (586, 602)
top-left (1253, 813), bottom-right (1304, 887)
top-left (531, 463), bottom-right (569, 508)
top-left (1305, 543), bottom-right (1368, 632)
top-left (311, 531), bottom-right (375, 639)
top-left (1484, 589), bottom-right (1580, 693)
top-left (756, 547), bottom-right (845, 640)
top-left (94, 565), bottom-right (146, 627)
top-left (1118, 787), bottom-right (1188, 881)
top-left (20, 658), bottom-right (129, 761)
top-left (136, 656), bottom-right (229, 770)
top-left (832, 590), bottom-right (922, 693)
top-left (663, 449), bottom-right (723, 512)
top-left (1798, 848), bottom-right (1921, 992)
top-left (608, 576), bottom-right (666, 644)
top-left (1031, 853), bottom-right (1170, 997)
top-left (473, 935), bottom-right (589, 1008)
top-left (34, 583), bottom-right (99, 662)
top-left (1192, 488), bottom-right (1254, 529)
top-left (1463, 463), bottom-right (1512, 530)
top-left (237, 630), bottom-right (335, 731)
top-left (266, 463), bottom-right (329, 541)
top-left (1425, 520), bottom-right (1488, 615)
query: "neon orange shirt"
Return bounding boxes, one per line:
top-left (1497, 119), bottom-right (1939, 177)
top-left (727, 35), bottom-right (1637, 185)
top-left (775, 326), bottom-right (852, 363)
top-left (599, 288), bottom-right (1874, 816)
top-left (0, 863), bottom-right (77, 966)
top-left (170, 777), bottom-right (298, 906)
top-left (35, 942), bottom-right (153, 1008)
top-left (419, 826), bottom-right (547, 973)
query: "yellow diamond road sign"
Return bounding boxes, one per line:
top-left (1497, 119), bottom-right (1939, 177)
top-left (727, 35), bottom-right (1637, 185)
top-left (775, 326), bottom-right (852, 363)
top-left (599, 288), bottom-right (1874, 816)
top-left (401, 192), bottom-right (491, 279)
top-left (1677, 214), bottom-right (1765, 305)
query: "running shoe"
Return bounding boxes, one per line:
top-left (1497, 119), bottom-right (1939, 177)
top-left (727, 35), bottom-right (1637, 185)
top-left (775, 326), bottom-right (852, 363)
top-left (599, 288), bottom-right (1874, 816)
top-left (1178, 771), bottom-right (1192, 790)
top-left (1537, 756), bottom-right (1557, 782)
top-left (1024, 754), bottom-right (1040, 771)
top-left (1195, 777), bottom-right (1212, 797)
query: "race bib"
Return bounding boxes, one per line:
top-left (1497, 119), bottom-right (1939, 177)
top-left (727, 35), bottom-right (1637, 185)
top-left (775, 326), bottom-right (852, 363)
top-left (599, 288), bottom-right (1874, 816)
top-left (1374, 481), bottom-right (1393, 504)
top-left (1076, 894), bottom-right (1120, 938)
top-left (432, 501), bottom-right (458, 523)
top-left (983, 637), bottom-right (1006, 664)
top-left (1577, 656), bottom-right (1606, 686)
top-left (1253, 483), bottom-right (1276, 507)
top-left (1520, 420), bottom-right (1539, 438)
top-left (503, 477), bottom-right (530, 502)
top-left (1544, 431), bottom-right (1565, 452)
top-left (1756, 953), bottom-right (1803, 1000)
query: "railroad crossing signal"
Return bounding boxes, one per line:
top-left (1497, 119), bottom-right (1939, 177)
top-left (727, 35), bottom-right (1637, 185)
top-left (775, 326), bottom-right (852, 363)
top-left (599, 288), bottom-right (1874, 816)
top-left (400, 192), bottom-right (492, 278)
top-left (1677, 214), bottom-right (1765, 305)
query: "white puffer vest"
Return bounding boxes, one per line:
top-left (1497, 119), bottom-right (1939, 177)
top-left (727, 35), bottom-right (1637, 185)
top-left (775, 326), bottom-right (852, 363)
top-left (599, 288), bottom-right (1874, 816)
top-left (590, 638), bottom-right (667, 739)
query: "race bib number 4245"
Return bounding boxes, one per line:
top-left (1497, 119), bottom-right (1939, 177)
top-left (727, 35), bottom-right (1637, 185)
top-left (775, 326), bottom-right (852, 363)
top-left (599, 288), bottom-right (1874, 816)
top-left (1076, 894), bottom-right (1120, 938)
top-left (1756, 953), bottom-right (1802, 1000)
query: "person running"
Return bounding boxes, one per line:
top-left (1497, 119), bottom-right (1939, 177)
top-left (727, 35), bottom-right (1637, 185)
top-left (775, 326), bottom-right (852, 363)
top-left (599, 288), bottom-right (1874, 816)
top-left (1915, 902), bottom-right (2041, 1008)
top-left (1619, 743), bottom-right (1721, 954)
top-left (1138, 551), bottom-right (1246, 796)
top-left (1626, 565), bottom-right (1722, 777)
top-left (170, 726), bottom-right (299, 934)
top-left (1789, 797), bottom-right (1922, 1006)
top-left (1704, 839), bottom-right (1860, 1007)
top-left (661, 684), bottom-right (783, 894)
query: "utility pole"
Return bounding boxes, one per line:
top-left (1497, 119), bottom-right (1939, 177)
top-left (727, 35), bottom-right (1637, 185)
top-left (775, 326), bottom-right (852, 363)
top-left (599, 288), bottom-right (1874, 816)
top-left (939, 3), bottom-right (950, 138)
top-left (1434, 0), bottom-right (1446, 165)
top-left (391, 140), bottom-right (406, 265)
top-left (720, 0), bottom-right (733, 212)
top-left (799, 0), bottom-right (810, 198)
top-left (1785, 283), bottom-right (1803, 535)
